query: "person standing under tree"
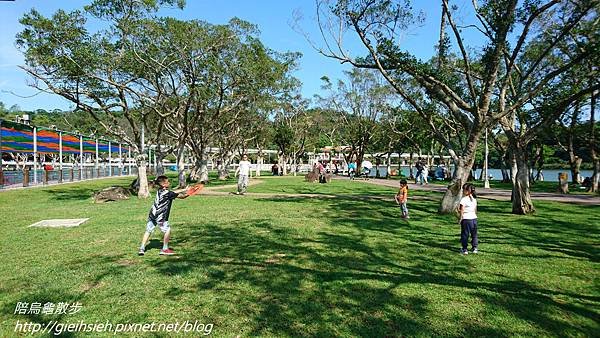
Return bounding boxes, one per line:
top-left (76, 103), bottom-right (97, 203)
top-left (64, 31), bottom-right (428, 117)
top-left (458, 183), bottom-right (478, 255)
top-left (235, 154), bottom-right (251, 195)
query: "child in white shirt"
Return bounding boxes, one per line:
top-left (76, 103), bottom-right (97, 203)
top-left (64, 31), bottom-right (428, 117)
top-left (458, 183), bottom-right (478, 254)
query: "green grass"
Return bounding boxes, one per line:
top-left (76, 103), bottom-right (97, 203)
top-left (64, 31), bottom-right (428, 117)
top-left (224, 175), bottom-right (397, 196)
top-left (1, 176), bottom-right (598, 337)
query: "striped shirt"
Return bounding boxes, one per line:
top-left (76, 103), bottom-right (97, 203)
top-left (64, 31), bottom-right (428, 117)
top-left (148, 188), bottom-right (179, 223)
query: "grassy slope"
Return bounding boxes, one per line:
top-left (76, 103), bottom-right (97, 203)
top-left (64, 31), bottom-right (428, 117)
top-left (0, 176), bottom-right (598, 337)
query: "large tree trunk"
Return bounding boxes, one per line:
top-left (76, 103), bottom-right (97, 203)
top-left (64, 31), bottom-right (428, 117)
top-left (292, 156), bottom-right (297, 177)
top-left (386, 153), bottom-right (392, 178)
top-left (569, 156), bottom-right (583, 184)
top-left (279, 153), bottom-right (287, 176)
top-left (136, 155), bottom-right (150, 198)
top-left (510, 142), bottom-right (535, 214)
top-left (438, 134), bottom-right (480, 214)
top-left (500, 167), bottom-right (510, 183)
top-left (356, 149), bottom-right (365, 175)
top-left (190, 152), bottom-right (209, 183)
top-left (256, 150), bottom-right (263, 177)
top-left (512, 160), bottom-right (535, 214)
top-left (509, 149), bottom-right (518, 191)
top-left (217, 154), bottom-right (230, 180)
top-left (438, 160), bottom-right (471, 214)
top-left (198, 158), bottom-right (209, 183)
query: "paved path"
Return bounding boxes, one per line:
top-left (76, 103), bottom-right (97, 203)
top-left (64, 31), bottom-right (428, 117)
top-left (351, 178), bottom-right (600, 206)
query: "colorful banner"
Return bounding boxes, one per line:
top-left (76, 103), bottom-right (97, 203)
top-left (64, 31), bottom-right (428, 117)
top-left (0, 120), bottom-right (131, 155)
top-left (113, 143), bottom-right (124, 154)
top-left (0, 120), bottom-right (34, 153)
top-left (60, 132), bottom-right (81, 154)
top-left (82, 136), bottom-right (96, 154)
top-left (98, 140), bottom-right (110, 153)
top-left (36, 127), bottom-right (62, 153)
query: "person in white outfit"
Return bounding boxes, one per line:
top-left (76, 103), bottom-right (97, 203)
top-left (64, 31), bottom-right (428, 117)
top-left (235, 154), bottom-right (251, 195)
top-left (422, 164), bottom-right (429, 184)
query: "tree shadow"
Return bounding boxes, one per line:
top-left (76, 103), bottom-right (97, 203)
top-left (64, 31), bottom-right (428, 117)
top-left (1, 253), bottom-right (137, 336)
top-left (143, 192), bottom-right (599, 336)
top-left (42, 187), bottom-right (99, 201)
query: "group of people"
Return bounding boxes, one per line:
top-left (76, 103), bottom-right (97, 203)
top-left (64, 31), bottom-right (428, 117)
top-left (395, 180), bottom-right (479, 255)
top-left (137, 154), bottom-right (478, 257)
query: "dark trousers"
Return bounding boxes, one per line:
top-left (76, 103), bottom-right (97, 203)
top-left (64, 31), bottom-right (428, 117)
top-left (460, 219), bottom-right (478, 250)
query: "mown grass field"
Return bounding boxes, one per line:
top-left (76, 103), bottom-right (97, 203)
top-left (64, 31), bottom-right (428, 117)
top-left (0, 175), bottom-right (598, 337)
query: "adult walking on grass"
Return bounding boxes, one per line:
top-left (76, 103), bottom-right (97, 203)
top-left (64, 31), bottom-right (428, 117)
top-left (415, 159), bottom-right (424, 184)
top-left (235, 154), bottom-right (251, 195)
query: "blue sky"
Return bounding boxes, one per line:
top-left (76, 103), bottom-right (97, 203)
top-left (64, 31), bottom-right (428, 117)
top-left (0, 0), bottom-right (453, 112)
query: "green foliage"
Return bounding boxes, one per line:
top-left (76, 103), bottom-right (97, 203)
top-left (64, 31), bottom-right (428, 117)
top-left (15, 0), bottom-right (300, 163)
top-left (273, 123), bottom-right (294, 154)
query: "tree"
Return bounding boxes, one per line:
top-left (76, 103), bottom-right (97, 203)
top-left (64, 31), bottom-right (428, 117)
top-left (174, 19), bottom-right (298, 183)
top-left (314, 0), bottom-right (598, 214)
top-left (17, 0), bottom-right (186, 198)
top-left (498, 2), bottom-right (599, 212)
top-left (0, 101), bottom-right (7, 118)
top-left (318, 69), bottom-right (394, 174)
top-left (553, 102), bottom-right (587, 184)
top-left (377, 106), bottom-right (436, 178)
top-left (589, 89), bottom-right (599, 193)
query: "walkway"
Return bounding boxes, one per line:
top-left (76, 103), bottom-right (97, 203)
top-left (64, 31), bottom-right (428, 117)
top-left (355, 178), bottom-right (600, 206)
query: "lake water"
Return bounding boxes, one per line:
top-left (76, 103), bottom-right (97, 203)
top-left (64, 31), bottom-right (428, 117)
top-left (370, 166), bottom-right (593, 182)
top-left (473, 169), bottom-right (593, 182)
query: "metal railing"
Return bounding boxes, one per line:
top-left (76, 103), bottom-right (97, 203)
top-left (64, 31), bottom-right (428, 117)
top-left (0, 165), bottom-right (139, 189)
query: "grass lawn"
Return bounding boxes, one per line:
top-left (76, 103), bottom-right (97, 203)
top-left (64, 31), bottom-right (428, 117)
top-left (0, 176), bottom-right (598, 337)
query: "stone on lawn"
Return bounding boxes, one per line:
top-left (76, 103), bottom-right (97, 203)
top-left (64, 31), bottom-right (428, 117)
top-left (94, 186), bottom-right (131, 203)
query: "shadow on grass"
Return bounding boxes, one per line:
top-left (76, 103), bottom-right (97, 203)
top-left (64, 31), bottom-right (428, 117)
top-left (146, 193), bottom-right (598, 336)
top-left (1, 253), bottom-right (140, 336)
top-left (2, 289), bottom-right (79, 337)
top-left (42, 187), bottom-right (100, 201)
